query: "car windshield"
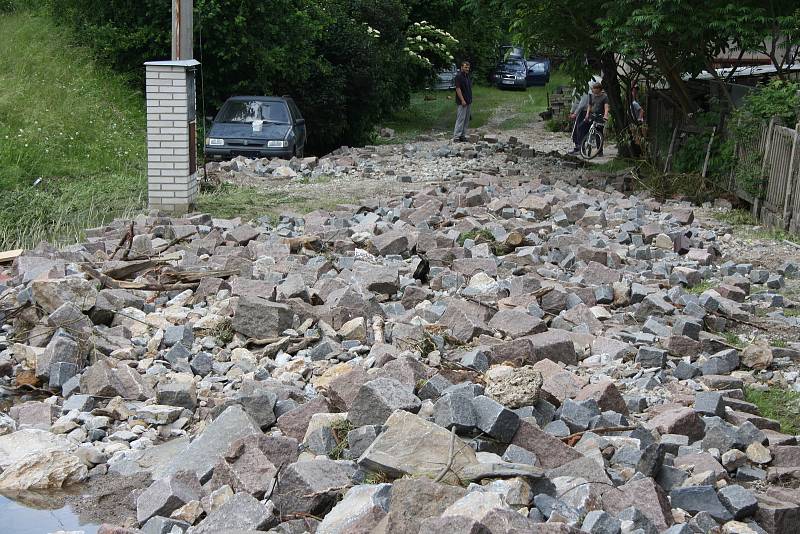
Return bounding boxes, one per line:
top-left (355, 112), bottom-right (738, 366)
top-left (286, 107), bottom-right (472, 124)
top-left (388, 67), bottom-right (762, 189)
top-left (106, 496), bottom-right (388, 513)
top-left (505, 60), bottom-right (526, 72)
top-left (216, 100), bottom-right (290, 124)
top-left (529, 62), bottom-right (546, 73)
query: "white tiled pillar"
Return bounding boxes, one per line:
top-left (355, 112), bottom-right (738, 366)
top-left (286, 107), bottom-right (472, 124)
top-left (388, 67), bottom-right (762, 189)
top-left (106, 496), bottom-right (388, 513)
top-left (144, 60), bottom-right (199, 214)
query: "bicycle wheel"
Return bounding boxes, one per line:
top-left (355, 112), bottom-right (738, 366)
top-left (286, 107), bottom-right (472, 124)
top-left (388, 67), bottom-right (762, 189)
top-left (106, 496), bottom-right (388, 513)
top-left (581, 130), bottom-right (604, 159)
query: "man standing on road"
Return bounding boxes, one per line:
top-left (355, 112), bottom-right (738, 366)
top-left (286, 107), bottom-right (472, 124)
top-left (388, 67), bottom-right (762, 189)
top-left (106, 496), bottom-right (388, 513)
top-left (453, 61), bottom-right (472, 142)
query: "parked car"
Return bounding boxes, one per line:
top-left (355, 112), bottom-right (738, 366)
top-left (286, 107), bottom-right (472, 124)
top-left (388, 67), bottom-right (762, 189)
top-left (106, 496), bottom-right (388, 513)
top-left (495, 58), bottom-right (529, 90)
top-left (489, 44), bottom-right (554, 89)
top-left (431, 64), bottom-right (458, 90)
top-left (204, 95), bottom-right (307, 160)
top-left (525, 58), bottom-right (551, 86)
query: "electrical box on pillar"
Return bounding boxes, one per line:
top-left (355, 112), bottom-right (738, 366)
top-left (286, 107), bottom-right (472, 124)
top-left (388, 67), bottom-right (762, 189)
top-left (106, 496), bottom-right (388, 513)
top-left (144, 0), bottom-right (199, 215)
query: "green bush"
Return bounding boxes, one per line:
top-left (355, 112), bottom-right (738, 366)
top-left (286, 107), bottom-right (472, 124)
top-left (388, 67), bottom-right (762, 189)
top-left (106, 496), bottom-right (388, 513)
top-left (733, 79), bottom-right (800, 129)
top-left (731, 79), bottom-right (800, 196)
top-left (403, 0), bottom-right (513, 81)
top-left (45, 0), bottom-right (418, 154)
top-left (670, 104), bottom-right (734, 189)
top-left (545, 116), bottom-right (569, 132)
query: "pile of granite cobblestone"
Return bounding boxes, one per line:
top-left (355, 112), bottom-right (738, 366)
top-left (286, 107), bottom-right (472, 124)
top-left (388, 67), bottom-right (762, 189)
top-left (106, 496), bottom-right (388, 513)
top-left (1, 137), bottom-right (800, 533)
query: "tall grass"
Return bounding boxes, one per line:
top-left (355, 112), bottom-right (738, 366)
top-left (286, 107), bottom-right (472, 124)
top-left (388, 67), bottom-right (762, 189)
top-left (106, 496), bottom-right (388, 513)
top-left (0, 10), bottom-right (147, 250)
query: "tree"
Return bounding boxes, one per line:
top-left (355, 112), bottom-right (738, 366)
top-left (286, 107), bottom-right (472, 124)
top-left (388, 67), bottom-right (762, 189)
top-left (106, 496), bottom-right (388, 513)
top-left (47, 0), bottom-right (422, 153)
top-left (406, 0), bottom-right (513, 80)
top-left (597, 0), bottom-right (742, 116)
top-left (713, 1), bottom-right (800, 79)
top-left (499, 0), bottom-right (638, 155)
top-left (500, 0), bottom-right (800, 157)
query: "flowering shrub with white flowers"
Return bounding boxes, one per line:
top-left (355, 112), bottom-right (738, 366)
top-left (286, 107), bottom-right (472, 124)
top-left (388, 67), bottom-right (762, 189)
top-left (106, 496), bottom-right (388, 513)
top-left (403, 20), bottom-right (458, 71)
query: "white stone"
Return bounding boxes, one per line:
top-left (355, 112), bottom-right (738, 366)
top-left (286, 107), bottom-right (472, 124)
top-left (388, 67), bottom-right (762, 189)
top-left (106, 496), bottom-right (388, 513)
top-left (654, 233), bottom-right (673, 249)
top-left (339, 317), bottom-right (367, 341)
top-left (0, 429), bottom-right (76, 469)
top-left (0, 449), bottom-right (87, 490)
top-left (442, 491), bottom-right (507, 521)
top-left (201, 484), bottom-right (234, 514)
top-left (0, 414), bottom-right (17, 436)
top-left (304, 412), bottom-right (349, 443)
top-left (316, 483), bottom-right (391, 534)
top-left (746, 442), bottom-right (772, 464)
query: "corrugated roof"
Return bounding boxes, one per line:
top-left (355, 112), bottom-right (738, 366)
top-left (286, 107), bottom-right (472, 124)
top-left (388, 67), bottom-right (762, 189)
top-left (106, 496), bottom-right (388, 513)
top-left (692, 63), bottom-right (800, 81)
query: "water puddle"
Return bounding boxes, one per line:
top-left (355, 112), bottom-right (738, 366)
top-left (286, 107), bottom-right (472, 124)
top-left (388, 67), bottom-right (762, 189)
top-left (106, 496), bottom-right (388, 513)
top-left (0, 494), bottom-right (100, 534)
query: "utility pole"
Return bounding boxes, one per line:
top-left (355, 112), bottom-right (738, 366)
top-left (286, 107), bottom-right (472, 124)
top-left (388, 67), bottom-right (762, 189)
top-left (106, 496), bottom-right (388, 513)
top-left (172, 0), bottom-right (193, 61)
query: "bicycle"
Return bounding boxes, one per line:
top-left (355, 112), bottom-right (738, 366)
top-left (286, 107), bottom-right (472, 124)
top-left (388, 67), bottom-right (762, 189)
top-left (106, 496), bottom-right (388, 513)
top-left (580, 116), bottom-right (605, 159)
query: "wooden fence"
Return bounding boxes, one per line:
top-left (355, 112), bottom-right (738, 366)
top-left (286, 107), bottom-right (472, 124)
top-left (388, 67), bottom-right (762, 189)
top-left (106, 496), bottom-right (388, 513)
top-left (740, 118), bottom-right (800, 233)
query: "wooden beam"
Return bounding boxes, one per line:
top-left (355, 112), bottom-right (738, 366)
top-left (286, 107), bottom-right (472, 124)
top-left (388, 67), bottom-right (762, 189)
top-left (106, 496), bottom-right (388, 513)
top-left (701, 127), bottom-right (717, 178)
top-left (754, 117), bottom-right (777, 219)
top-left (0, 249), bottom-right (23, 264)
top-left (172, 0), bottom-right (193, 61)
top-left (663, 126), bottom-right (679, 174)
top-left (782, 123), bottom-right (800, 229)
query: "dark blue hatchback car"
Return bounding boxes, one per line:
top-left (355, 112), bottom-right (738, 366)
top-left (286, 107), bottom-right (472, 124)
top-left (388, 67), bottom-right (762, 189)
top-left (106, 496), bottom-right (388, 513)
top-left (204, 96), bottom-right (307, 160)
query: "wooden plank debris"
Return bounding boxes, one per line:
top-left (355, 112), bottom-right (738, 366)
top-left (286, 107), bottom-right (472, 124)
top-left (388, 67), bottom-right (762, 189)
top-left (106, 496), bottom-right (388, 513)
top-left (0, 249), bottom-right (23, 264)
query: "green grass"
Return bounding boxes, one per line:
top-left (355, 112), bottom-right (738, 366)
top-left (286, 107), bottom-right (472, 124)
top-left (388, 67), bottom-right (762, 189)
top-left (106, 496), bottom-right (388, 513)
top-left (724, 331), bottom-right (746, 348)
top-left (713, 209), bottom-right (758, 226)
top-left (687, 280), bottom-right (715, 295)
top-left (380, 72), bottom-right (569, 141)
top-left (745, 387), bottom-right (800, 434)
top-left (713, 209), bottom-right (800, 244)
top-left (0, 10), bottom-right (147, 249)
top-left (748, 227), bottom-right (800, 245)
top-left (592, 158), bottom-right (640, 173)
top-left (195, 182), bottom-right (360, 222)
top-left (456, 228), bottom-right (495, 246)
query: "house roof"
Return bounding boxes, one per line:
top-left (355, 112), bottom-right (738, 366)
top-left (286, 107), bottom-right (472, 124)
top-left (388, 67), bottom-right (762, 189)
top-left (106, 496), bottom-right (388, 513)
top-left (692, 63), bottom-right (800, 81)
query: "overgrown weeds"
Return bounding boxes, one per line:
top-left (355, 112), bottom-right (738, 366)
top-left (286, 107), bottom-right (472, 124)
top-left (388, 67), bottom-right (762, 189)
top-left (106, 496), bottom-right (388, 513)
top-left (328, 419), bottom-right (355, 460)
top-left (545, 116), bottom-right (570, 133)
top-left (456, 229), bottom-right (511, 256)
top-left (210, 318), bottom-right (235, 345)
top-left (0, 176), bottom-right (145, 250)
top-left (363, 472), bottom-right (390, 485)
top-left (633, 168), bottom-right (727, 204)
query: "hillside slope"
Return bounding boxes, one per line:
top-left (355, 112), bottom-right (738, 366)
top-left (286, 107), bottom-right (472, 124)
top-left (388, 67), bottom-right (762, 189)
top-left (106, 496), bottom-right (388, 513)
top-left (0, 10), bottom-right (146, 249)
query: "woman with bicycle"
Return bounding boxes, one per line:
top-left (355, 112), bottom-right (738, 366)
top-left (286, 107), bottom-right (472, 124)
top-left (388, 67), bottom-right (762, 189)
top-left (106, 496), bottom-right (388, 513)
top-left (582, 83), bottom-right (610, 157)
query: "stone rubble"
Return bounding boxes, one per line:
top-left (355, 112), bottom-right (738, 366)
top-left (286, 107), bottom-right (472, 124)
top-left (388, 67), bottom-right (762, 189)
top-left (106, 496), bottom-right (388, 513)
top-left (1, 133), bottom-right (800, 532)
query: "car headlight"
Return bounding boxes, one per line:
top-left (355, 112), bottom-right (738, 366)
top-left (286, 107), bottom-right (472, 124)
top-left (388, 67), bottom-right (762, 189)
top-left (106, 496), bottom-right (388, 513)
top-left (267, 140), bottom-right (287, 148)
top-left (206, 138), bottom-right (224, 146)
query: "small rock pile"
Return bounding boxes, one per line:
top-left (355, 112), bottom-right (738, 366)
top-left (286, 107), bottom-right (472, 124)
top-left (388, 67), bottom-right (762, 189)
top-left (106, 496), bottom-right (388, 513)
top-left (203, 134), bottom-right (571, 187)
top-left (2, 143), bottom-right (800, 534)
